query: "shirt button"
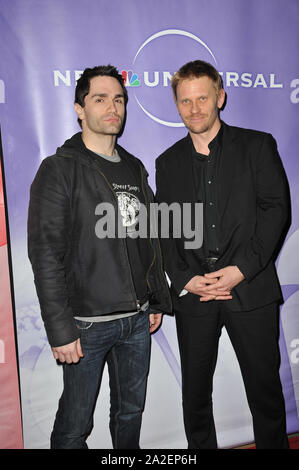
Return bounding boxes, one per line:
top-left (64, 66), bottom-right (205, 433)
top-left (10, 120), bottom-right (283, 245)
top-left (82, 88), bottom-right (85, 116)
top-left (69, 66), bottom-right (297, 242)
top-left (212, 224), bottom-right (216, 228)
top-left (208, 180), bottom-right (212, 184)
top-left (209, 202), bottom-right (213, 206)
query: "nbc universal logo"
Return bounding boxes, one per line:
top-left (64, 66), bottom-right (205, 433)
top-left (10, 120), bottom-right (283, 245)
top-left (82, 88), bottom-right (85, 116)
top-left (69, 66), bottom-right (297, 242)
top-left (53, 29), bottom-right (299, 126)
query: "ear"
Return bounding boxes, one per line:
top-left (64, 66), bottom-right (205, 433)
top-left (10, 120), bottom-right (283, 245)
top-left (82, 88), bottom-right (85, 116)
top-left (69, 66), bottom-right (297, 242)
top-left (217, 88), bottom-right (226, 109)
top-left (74, 102), bottom-right (85, 121)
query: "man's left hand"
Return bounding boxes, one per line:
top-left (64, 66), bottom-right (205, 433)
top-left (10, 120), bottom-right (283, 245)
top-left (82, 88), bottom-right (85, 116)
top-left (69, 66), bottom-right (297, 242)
top-left (149, 313), bottom-right (162, 333)
top-left (203, 266), bottom-right (245, 301)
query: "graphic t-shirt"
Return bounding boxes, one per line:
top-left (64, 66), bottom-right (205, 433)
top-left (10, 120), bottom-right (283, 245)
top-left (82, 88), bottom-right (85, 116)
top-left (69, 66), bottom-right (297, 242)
top-left (95, 151), bottom-right (148, 305)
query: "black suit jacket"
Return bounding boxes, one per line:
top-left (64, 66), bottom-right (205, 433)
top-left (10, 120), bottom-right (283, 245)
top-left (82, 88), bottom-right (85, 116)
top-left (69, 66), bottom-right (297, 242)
top-left (155, 121), bottom-right (291, 312)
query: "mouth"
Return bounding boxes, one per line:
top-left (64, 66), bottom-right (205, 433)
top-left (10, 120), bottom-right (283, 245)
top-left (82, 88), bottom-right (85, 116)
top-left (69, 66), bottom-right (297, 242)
top-left (103, 114), bottom-right (121, 123)
top-left (189, 114), bottom-right (206, 122)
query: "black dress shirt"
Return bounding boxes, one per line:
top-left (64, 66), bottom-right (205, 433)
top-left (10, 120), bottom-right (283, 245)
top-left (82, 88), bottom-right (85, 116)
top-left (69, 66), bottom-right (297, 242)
top-left (191, 125), bottom-right (223, 259)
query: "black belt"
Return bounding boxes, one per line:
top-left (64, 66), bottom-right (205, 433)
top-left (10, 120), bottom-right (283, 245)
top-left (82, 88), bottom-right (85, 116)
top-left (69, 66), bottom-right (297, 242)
top-left (201, 257), bottom-right (219, 273)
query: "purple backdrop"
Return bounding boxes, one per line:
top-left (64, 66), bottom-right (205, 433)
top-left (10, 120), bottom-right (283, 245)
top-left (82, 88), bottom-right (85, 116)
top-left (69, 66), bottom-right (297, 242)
top-left (0, 0), bottom-right (298, 448)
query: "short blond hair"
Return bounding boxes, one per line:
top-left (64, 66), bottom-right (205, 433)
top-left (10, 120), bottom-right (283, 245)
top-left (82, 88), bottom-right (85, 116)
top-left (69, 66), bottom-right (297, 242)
top-left (171, 60), bottom-right (223, 100)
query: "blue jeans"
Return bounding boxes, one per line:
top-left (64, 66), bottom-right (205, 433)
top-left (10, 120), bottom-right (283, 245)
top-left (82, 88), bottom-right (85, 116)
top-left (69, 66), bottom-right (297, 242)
top-left (50, 310), bottom-right (151, 449)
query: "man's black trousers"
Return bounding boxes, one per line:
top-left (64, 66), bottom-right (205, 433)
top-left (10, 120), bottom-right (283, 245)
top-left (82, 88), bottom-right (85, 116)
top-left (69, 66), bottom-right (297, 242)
top-left (174, 295), bottom-right (289, 449)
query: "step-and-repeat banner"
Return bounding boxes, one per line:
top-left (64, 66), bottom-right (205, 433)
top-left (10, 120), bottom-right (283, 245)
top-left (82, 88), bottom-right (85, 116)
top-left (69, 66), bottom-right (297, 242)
top-left (0, 0), bottom-right (299, 449)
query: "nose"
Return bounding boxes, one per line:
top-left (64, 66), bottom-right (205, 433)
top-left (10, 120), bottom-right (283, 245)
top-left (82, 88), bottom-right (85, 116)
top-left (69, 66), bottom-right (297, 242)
top-left (190, 101), bottom-right (200, 114)
top-left (107, 99), bottom-right (118, 113)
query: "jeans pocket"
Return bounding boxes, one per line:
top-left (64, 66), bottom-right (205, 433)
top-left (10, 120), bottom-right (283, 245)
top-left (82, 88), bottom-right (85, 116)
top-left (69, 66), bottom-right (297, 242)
top-left (75, 319), bottom-right (94, 330)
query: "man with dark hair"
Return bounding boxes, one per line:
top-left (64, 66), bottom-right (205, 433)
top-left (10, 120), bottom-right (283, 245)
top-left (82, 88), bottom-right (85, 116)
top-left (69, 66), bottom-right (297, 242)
top-left (75, 65), bottom-right (128, 128)
top-left (155, 60), bottom-right (290, 449)
top-left (28, 65), bottom-right (171, 449)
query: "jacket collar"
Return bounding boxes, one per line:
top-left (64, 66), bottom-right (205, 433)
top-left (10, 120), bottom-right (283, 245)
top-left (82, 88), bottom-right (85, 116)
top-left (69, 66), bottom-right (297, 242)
top-left (55, 132), bottom-right (142, 175)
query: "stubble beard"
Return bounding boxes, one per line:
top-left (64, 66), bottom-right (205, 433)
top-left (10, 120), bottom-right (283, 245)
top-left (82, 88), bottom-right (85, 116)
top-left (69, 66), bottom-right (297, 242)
top-left (95, 115), bottom-right (124, 136)
top-left (184, 110), bottom-right (218, 136)
top-left (184, 117), bottom-right (210, 136)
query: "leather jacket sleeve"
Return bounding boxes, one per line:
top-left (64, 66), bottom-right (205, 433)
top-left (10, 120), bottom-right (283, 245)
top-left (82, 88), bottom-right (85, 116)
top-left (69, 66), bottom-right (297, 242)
top-left (28, 157), bottom-right (80, 347)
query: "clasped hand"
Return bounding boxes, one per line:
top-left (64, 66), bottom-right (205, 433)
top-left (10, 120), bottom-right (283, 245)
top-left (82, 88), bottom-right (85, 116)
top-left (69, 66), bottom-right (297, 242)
top-left (184, 266), bottom-right (244, 302)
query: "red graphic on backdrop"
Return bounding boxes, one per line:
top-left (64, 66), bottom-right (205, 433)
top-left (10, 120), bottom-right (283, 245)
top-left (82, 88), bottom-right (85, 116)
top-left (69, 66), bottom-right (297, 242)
top-left (0, 141), bottom-right (23, 448)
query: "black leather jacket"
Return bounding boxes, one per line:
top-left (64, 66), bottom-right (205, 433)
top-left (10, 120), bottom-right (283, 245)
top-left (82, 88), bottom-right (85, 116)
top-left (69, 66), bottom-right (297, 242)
top-left (28, 133), bottom-right (171, 347)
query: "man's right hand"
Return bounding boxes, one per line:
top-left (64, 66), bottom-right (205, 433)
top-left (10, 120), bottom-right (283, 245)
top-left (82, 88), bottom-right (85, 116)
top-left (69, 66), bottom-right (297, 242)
top-left (184, 275), bottom-right (233, 302)
top-left (52, 338), bottom-right (84, 364)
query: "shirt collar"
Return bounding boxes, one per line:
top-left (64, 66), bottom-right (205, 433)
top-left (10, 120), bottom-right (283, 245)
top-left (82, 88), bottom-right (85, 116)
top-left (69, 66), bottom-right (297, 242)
top-left (209, 122), bottom-right (223, 150)
top-left (189, 122), bottom-right (223, 157)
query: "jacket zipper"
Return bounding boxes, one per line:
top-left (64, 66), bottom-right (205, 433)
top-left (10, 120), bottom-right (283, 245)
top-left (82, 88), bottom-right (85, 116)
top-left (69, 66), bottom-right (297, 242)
top-left (139, 167), bottom-right (172, 307)
top-left (139, 166), bottom-right (155, 292)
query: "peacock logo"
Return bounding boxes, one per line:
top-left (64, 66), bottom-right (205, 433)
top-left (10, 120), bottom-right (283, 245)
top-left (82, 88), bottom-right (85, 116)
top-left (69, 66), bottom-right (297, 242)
top-left (121, 70), bottom-right (140, 87)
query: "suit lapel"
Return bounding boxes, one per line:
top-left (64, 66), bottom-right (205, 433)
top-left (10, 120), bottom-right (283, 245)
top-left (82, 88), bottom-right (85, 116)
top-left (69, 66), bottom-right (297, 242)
top-left (217, 122), bottom-right (238, 217)
top-left (173, 134), bottom-right (197, 203)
